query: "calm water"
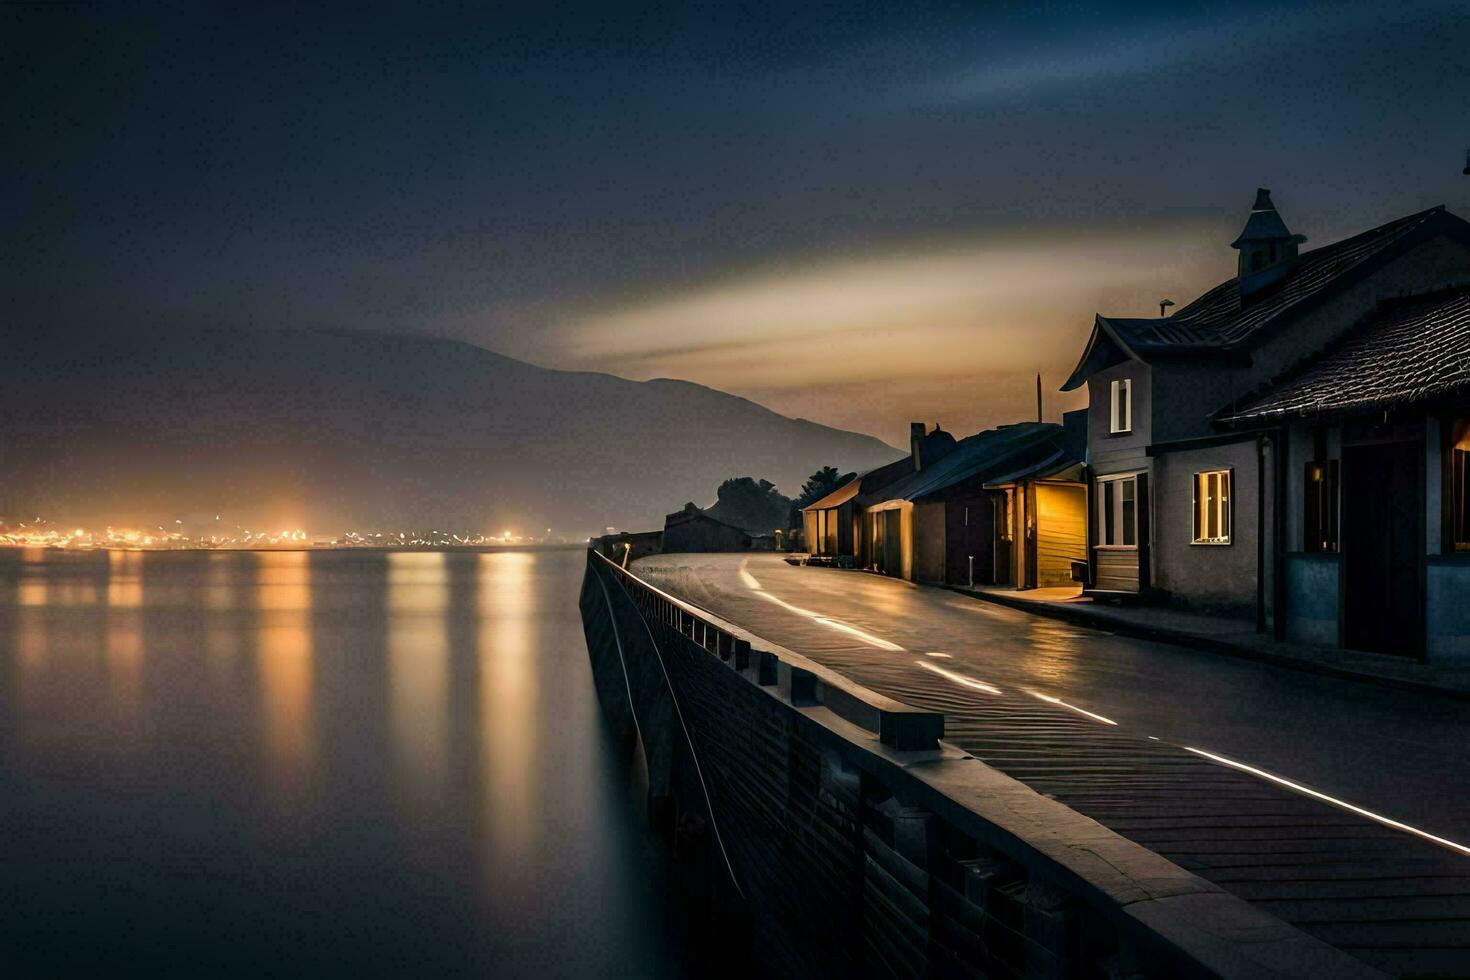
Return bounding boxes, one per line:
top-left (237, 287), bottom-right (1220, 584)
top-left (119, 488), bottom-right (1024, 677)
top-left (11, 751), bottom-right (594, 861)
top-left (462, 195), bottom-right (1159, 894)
top-left (0, 547), bottom-right (696, 977)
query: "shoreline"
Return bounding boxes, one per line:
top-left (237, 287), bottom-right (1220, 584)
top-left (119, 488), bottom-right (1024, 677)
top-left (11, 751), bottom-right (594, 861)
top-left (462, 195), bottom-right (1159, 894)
top-left (0, 542), bottom-right (589, 555)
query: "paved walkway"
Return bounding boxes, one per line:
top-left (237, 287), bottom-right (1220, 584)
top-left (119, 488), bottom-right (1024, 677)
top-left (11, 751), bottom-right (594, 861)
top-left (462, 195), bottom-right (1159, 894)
top-left (634, 553), bottom-right (1470, 977)
top-left (961, 584), bottom-right (1470, 696)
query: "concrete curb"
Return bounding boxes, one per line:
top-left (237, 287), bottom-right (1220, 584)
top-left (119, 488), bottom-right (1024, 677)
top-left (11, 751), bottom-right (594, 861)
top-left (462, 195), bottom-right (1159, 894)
top-left (945, 585), bottom-right (1470, 701)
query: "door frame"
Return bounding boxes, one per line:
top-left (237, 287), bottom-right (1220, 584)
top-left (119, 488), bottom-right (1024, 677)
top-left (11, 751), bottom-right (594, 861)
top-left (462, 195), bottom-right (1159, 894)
top-left (1339, 430), bottom-right (1426, 660)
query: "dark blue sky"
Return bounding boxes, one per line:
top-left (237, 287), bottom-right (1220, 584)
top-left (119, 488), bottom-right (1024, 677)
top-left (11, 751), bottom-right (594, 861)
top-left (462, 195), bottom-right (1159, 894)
top-left (5, 1), bottom-right (1468, 440)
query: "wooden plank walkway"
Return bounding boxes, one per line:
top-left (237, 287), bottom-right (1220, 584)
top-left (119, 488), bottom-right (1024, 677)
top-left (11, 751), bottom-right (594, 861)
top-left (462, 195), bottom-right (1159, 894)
top-left (637, 555), bottom-right (1470, 977)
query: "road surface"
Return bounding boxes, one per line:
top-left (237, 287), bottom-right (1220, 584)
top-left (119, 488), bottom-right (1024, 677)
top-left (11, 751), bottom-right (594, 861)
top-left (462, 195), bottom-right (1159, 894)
top-left (634, 553), bottom-right (1470, 976)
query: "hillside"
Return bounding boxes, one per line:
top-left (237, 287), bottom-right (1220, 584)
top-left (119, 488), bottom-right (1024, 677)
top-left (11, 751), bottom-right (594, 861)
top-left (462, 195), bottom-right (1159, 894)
top-left (0, 326), bottom-right (901, 536)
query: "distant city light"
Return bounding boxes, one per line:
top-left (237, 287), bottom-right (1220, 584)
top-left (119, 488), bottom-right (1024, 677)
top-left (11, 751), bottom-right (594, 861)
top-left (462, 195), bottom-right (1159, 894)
top-left (0, 517), bottom-right (572, 551)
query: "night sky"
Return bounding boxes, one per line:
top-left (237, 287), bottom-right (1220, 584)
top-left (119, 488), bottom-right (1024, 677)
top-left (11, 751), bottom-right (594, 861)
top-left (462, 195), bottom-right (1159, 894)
top-left (6, 1), bottom-right (1469, 444)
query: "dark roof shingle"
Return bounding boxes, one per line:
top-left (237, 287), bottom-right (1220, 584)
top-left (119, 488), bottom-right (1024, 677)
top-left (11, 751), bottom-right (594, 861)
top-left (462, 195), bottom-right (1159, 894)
top-left (1217, 287), bottom-right (1470, 424)
top-left (1104, 206), bottom-right (1448, 353)
top-left (861, 423), bottom-right (1062, 503)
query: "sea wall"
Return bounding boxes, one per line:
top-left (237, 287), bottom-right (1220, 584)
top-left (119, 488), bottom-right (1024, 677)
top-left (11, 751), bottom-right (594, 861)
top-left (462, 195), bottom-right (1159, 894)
top-left (579, 550), bottom-right (1377, 979)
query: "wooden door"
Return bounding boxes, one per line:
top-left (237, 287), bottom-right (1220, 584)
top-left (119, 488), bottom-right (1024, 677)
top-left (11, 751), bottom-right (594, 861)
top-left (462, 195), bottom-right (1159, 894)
top-left (1342, 441), bottom-right (1422, 657)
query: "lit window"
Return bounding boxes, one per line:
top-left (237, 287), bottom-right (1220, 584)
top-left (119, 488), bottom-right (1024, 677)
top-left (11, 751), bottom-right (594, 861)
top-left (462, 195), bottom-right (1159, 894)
top-left (1097, 475), bottom-right (1137, 546)
top-left (1304, 460), bottom-right (1338, 553)
top-left (1109, 379), bottom-right (1131, 434)
top-left (1193, 470), bottom-right (1232, 544)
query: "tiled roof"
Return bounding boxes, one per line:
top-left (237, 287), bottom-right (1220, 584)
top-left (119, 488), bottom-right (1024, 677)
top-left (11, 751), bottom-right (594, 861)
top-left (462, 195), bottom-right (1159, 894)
top-left (1104, 206), bottom-right (1448, 353)
top-left (862, 423), bottom-right (1063, 503)
top-left (1216, 287), bottom-right (1470, 424)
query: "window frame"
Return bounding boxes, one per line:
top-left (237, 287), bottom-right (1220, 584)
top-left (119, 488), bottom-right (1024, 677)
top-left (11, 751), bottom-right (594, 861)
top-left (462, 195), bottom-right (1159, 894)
top-left (1303, 459), bottom-right (1339, 553)
top-left (1108, 378), bottom-right (1132, 435)
top-left (1450, 420), bottom-right (1470, 552)
top-left (1191, 468), bottom-right (1233, 546)
top-left (1096, 474), bottom-right (1138, 548)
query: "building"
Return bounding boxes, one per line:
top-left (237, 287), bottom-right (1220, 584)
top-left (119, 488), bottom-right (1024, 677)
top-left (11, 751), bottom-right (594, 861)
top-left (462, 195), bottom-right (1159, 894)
top-left (859, 421), bottom-right (1080, 586)
top-left (983, 409), bottom-right (1090, 589)
top-left (800, 449), bottom-right (914, 561)
top-left (1062, 188), bottom-right (1470, 659)
top-left (662, 507), bottom-right (758, 553)
top-left (1216, 286), bottom-right (1470, 659)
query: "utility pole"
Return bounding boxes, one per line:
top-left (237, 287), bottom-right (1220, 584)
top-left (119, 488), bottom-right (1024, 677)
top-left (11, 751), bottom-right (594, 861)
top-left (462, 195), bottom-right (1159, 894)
top-left (1036, 373), bottom-right (1042, 423)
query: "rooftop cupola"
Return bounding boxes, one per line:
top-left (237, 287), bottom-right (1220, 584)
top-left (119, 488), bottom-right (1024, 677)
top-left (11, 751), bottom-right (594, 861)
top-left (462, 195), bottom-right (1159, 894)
top-left (1231, 188), bottom-right (1307, 299)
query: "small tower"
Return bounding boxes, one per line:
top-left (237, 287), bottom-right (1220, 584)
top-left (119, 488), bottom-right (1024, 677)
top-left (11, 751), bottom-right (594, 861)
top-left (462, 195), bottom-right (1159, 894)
top-left (1231, 188), bottom-right (1306, 299)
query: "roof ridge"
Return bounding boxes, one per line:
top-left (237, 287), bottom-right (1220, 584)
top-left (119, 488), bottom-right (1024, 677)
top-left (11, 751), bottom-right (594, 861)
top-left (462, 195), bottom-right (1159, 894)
top-left (1192, 205), bottom-right (1442, 314)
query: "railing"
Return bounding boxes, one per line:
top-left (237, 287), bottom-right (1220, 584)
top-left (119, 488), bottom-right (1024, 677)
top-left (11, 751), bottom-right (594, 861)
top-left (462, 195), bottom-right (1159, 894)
top-left (580, 549), bottom-right (1382, 979)
top-left (592, 548), bottom-right (944, 751)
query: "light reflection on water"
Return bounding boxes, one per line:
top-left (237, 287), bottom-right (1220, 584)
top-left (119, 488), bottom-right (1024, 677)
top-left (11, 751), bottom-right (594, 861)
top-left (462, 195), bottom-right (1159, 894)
top-left (388, 551), bottom-right (449, 809)
top-left (480, 551), bottom-right (540, 880)
top-left (257, 551), bottom-right (315, 787)
top-left (0, 547), bottom-right (693, 977)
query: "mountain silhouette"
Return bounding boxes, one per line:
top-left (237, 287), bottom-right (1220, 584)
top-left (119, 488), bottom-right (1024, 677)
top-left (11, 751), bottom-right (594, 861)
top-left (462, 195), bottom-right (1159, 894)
top-left (0, 325), bottom-right (900, 536)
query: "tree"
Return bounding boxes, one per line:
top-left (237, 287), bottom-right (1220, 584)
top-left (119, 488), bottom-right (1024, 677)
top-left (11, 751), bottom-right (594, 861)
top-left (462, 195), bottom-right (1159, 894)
top-left (794, 466), bottom-right (855, 508)
top-left (705, 476), bottom-right (793, 534)
top-left (789, 466), bottom-right (857, 528)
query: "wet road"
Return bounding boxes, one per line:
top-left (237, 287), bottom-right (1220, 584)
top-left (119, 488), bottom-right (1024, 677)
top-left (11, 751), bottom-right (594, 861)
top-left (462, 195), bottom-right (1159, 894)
top-left (635, 553), bottom-right (1470, 852)
top-left (637, 553), bottom-right (1470, 972)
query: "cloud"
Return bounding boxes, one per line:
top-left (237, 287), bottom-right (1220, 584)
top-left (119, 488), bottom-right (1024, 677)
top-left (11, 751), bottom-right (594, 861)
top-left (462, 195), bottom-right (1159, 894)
top-left (557, 219), bottom-right (1229, 411)
top-left (926, 1), bottom-right (1451, 105)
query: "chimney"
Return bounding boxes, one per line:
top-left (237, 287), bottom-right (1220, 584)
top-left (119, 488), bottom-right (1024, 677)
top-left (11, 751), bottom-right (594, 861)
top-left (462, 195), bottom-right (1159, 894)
top-left (1230, 188), bottom-right (1307, 300)
top-left (910, 422), bottom-right (926, 471)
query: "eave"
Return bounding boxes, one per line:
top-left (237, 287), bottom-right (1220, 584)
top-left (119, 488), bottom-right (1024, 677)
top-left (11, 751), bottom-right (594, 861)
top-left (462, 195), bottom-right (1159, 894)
top-left (1060, 315), bottom-right (1138, 391)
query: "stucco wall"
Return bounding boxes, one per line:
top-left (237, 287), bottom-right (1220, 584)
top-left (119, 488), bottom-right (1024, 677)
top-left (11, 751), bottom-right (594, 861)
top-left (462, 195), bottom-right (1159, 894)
top-left (1152, 438), bottom-right (1259, 616)
top-left (1427, 562), bottom-right (1470, 660)
top-left (1283, 553), bottom-right (1340, 646)
top-left (1088, 360), bottom-right (1151, 476)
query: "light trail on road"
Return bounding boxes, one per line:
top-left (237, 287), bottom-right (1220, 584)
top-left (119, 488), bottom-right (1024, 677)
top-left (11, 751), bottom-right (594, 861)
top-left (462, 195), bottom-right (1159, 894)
top-left (742, 561), bottom-right (905, 651)
top-left (1025, 690), bottom-right (1118, 726)
top-left (1182, 746), bottom-right (1470, 859)
top-left (914, 660), bottom-right (1003, 695)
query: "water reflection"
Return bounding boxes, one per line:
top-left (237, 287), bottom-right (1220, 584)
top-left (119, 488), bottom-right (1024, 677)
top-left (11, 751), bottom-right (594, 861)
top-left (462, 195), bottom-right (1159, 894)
top-left (388, 552), bottom-right (450, 807)
top-left (108, 550), bottom-right (143, 608)
top-left (1021, 617), bottom-right (1091, 683)
top-left (255, 552), bottom-right (315, 782)
top-left (479, 551), bottom-right (539, 871)
top-left (0, 548), bottom-right (689, 977)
